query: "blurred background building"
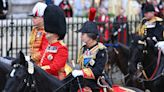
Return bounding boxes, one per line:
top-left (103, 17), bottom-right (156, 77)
top-left (0, 0), bottom-right (163, 19)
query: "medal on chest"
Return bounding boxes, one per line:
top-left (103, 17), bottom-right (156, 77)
top-left (83, 49), bottom-right (95, 66)
top-left (47, 46), bottom-right (58, 53)
top-left (47, 54), bottom-right (53, 61)
top-left (145, 22), bottom-right (156, 28)
top-left (46, 46), bottom-right (58, 61)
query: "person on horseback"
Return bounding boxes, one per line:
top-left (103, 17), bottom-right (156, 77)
top-left (137, 3), bottom-right (164, 41)
top-left (28, 2), bottom-right (48, 64)
top-left (39, 5), bottom-right (68, 80)
top-left (0, 3), bottom-right (48, 64)
top-left (70, 8), bottom-right (108, 92)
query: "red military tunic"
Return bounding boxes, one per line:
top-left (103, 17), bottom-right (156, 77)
top-left (39, 40), bottom-right (68, 80)
top-left (115, 15), bottom-right (128, 45)
top-left (29, 27), bottom-right (48, 63)
top-left (98, 15), bottom-right (112, 43)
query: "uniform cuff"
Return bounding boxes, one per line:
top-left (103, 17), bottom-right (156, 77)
top-left (82, 68), bottom-right (95, 79)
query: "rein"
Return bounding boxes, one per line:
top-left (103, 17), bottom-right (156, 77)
top-left (138, 72), bottom-right (164, 82)
top-left (107, 43), bottom-right (130, 79)
top-left (149, 48), bottom-right (161, 80)
top-left (139, 48), bottom-right (162, 81)
top-left (137, 40), bottom-right (162, 80)
top-left (150, 48), bottom-right (162, 79)
top-left (54, 74), bottom-right (76, 92)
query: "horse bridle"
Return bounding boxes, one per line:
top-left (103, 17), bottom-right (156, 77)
top-left (135, 39), bottom-right (163, 81)
top-left (108, 46), bottom-right (130, 86)
top-left (9, 61), bottom-right (38, 92)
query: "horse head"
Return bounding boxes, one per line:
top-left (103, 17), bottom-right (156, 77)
top-left (3, 51), bottom-right (30, 92)
top-left (129, 37), bottom-right (157, 74)
top-left (3, 51), bottom-right (67, 92)
top-left (128, 35), bottom-right (158, 80)
top-left (106, 43), bottom-right (130, 75)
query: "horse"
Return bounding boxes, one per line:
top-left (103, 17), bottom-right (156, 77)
top-left (105, 43), bottom-right (130, 85)
top-left (0, 60), bottom-right (12, 91)
top-left (3, 51), bottom-right (66, 92)
top-left (128, 37), bottom-right (164, 92)
top-left (3, 51), bottom-right (144, 92)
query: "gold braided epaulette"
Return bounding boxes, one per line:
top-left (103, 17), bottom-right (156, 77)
top-left (98, 43), bottom-right (106, 50)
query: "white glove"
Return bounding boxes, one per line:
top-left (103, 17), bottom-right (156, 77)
top-left (25, 56), bottom-right (31, 61)
top-left (72, 70), bottom-right (83, 78)
top-left (155, 41), bottom-right (164, 54)
top-left (155, 41), bottom-right (164, 48)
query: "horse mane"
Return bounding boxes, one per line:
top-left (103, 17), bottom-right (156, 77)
top-left (0, 61), bottom-right (12, 73)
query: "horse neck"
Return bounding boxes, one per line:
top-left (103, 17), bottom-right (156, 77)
top-left (118, 43), bottom-right (130, 57)
top-left (116, 46), bottom-right (129, 75)
top-left (34, 66), bottom-right (63, 91)
top-left (143, 47), bottom-right (157, 77)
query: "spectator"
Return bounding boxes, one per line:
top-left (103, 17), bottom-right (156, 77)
top-left (74, 0), bottom-right (83, 16)
top-left (141, 0), bottom-right (163, 18)
top-left (99, 0), bottom-right (109, 10)
top-left (0, 0), bottom-right (8, 19)
top-left (59, 0), bottom-right (73, 17)
top-left (153, 0), bottom-right (163, 18)
top-left (83, 0), bottom-right (92, 15)
top-left (97, 7), bottom-right (112, 43)
top-left (112, 8), bottom-right (129, 45)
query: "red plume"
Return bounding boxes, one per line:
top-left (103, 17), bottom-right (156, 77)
top-left (89, 7), bottom-right (96, 21)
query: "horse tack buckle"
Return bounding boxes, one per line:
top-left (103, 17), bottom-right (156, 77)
top-left (137, 62), bottom-right (143, 70)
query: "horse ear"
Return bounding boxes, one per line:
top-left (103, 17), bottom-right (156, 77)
top-left (19, 51), bottom-right (26, 66)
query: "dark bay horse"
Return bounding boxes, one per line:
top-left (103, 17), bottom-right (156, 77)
top-left (128, 37), bottom-right (164, 92)
top-left (105, 43), bottom-right (131, 85)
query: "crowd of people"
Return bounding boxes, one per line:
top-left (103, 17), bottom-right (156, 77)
top-left (0, 0), bottom-right (164, 19)
top-left (44, 0), bottom-right (164, 44)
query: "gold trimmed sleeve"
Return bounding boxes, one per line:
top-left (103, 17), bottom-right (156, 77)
top-left (82, 68), bottom-right (95, 79)
top-left (64, 64), bottom-right (73, 75)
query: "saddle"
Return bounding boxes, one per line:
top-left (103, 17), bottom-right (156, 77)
top-left (97, 73), bottom-right (136, 92)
